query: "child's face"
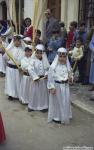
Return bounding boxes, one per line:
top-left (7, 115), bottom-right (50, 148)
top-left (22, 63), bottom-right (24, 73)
top-left (76, 40), bottom-right (81, 48)
top-left (79, 25), bottom-right (85, 32)
top-left (25, 20), bottom-right (31, 27)
top-left (25, 50), bottom-right (32, 57)
top-left (14, 40), bottom-right (21, 47)
top-left (35, 50), bottom-right (43, 60)
top-left (58, 52), bottom-right (67, 64)
top-left (69, 25), bottom-right (74, 31)
top-left (35, 34), bottom-right (41, 40)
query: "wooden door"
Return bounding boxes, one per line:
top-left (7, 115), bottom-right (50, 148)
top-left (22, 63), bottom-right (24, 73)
top-left (47, 0), bottom-right (61, 20)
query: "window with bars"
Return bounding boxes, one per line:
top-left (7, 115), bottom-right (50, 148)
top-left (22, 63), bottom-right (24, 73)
top-left (78, 0), bottom-right (94, 27)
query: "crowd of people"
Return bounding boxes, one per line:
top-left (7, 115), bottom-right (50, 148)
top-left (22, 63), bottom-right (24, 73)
top-left (0, 8), bottom-right (94, 143)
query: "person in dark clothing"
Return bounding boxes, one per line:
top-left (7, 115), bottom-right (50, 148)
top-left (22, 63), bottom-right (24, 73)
top-left (35, 30), bottom-right (43, 45)
top-left (59, 22), bottom-right (67, 48)
top-left (74, 22), bottom-right (88, 84)
top-left (23, 18), bottom-right (33, 39)
top-left (66, 21), bottom-right (78, 50)
top-left (44, 9), bottom-right (60, 44)
top-left (47, 29), bottom-right (62, 64)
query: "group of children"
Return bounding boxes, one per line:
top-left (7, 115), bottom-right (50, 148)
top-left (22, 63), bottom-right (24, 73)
top-left (0, 34), bottom-right (76, 126)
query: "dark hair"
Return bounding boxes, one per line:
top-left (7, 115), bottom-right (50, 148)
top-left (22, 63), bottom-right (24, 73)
top-left (79, 22), bottom-right (85, 27)
top-left (36, 29), bottom-right (41, 36)
top-left (25, 18), bottom-right (31, 23)
top-left (59, 22), bottom-right (65, 27)
top-left (13, 35), bottom-right (21, 41)
top-left (76, 37), bottom-right (83, 43)
top-left (25, 47), bottom-right (32, 51)
top-left (70, 21), bottom-right (78, 28)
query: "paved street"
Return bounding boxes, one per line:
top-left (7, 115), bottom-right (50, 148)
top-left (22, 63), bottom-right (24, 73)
top-left (0, 78), bottom-right (94, 150)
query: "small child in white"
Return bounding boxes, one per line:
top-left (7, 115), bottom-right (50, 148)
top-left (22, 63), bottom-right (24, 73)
top-left (28, 44), bottom-right (50, 111)
top-left (47, 47), bottom-right (73, 124)
top-left (19, 45), bottom-right (32, 105)
top-left (69, 38), bottom-right (83, 71)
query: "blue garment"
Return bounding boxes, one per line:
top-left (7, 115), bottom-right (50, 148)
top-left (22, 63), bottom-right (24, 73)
top-left (73, 31), bottom-right (87, 45)
top-left (45, 16), bottom-right (60, 43)
top-left (89, 34), bottom-right (94, 62)
top-left (89, 34), bottom-right (94, 84)
top-left (0, 26), bottom-right (7, 35)
top-left (47, 36), bottom-right (62, 63)
top-left (89, 61), bottom-right (94, 84)
top-left (78, 31), bottom-right (87, 44)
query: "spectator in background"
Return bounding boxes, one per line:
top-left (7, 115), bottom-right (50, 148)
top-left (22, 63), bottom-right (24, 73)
top-left (85, 25), bottom-right (94, 85)
top-left (66, 21), bottom-right (78, 50)
top-left (47, 29), bottom-right (62, 64)
top-left (34, 30), bottom-right (43, 45)
top-left (74, 22), bottom-right (87, 84)
top-left (24, 18), bottom-right (33, 39)
top-left (59, 22), bottom-right (67, 48)
top-left (88, 33), bottom-right (94, 92)
top-left (74, 22), bottom-right (87, 44)
top-left (69, 38), bottom-right (83, 82)
top-left (44, 9), bottom-right (60, 44)
top-left (2, 20), bottom-right (15, 43)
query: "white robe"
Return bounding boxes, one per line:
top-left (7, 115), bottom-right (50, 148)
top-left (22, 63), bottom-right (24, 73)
top-left (28, 57), bottom-right (49, 110)
top-left (19, 56), bottom-right (32, 104)
top-left (0, 41), bottom-right (8, 74)
top-left (47, 63), bottom-right (72, 124)
top-left (0, 52), bottom-right (6, 74)
top-left (5, 46), bottom-right (24, 98)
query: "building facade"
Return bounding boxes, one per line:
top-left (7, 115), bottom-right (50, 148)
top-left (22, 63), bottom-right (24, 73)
top-left (0, 0), bottom-right (94, 30)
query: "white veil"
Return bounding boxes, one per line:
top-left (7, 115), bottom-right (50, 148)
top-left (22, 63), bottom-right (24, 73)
top-left (50, 47), bottom-right (72, 72)
top-left (31, 51), bottom-right (50, 70)
top-left (7, 38), bottom-right (26, 51)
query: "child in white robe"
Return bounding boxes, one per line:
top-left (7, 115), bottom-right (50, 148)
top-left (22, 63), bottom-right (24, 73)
top-left (28, 44), bottom-right (50, 111)
top-left (0, 36), bottom-right (9, 76)
top-left (5, 35), bottom-right (25, 100)
top-left (47, 47), bottom-right (73, 124)
top-left (19, 45), bottom-right (32, 104)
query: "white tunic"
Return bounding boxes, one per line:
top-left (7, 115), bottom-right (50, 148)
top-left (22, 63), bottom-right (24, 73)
top-left (0, 41), bottom-right (8, 74)
top-left (0, 49), bottom-right (6, 74)
top-left (19, 56), bottom-right (32, 104)
top-left (69, 47), bottom-right (83, 60)
top-left (47, 63), bottom-right (72, 124)
top-left (5, 46), bottom-right (24, 98)
top-left (28, 57), bottom-right (49, 110)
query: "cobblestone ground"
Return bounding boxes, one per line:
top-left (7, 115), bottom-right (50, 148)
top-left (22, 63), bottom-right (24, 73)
top-left (71, 83), bottom-right (94, 109)
top-left (0, 78), bottom-right (94, 150)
